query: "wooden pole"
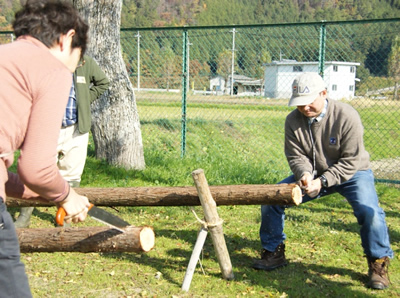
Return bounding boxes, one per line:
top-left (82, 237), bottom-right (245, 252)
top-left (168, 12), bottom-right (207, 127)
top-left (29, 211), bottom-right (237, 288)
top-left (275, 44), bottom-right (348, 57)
top-left (6, 184), bottom-right (302, 207)
top-left (192, 169), bottom-right (234, 280)
top-left (181, 227), bottom-right (208, 292)
top-left (16, 226), bottom-right (155, 253)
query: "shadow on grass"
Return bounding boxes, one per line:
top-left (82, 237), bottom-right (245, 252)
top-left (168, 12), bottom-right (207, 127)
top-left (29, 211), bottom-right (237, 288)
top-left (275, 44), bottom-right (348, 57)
top-left (8, 207), bottom-right (57, 226)
top-left (6, 181), bottom-right (397, 297)
top-left (93, 227), bottom-right (379, 297)
top-left (286, 203), bottom-right (400, 247)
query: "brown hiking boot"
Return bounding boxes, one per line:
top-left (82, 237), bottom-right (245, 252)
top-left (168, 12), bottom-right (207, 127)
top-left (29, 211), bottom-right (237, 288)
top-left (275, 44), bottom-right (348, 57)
top-left (367, 256), bottom-right (390, 290)
top-left (252, 243), bottom-right (287, 271)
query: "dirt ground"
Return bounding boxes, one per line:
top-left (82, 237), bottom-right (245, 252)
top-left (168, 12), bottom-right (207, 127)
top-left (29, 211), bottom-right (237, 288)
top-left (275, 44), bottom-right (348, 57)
top-left (371, 157), bottom-right (400, 183)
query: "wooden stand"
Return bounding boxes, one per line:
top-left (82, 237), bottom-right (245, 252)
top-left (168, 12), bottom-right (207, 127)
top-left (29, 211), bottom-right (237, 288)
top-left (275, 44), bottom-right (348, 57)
top-left (181, 227), bottom-right (208, 292)
top-left (182, 169), bottom-right (235, 292)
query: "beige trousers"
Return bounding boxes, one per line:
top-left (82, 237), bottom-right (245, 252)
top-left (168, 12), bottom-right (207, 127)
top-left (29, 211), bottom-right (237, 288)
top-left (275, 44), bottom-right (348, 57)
top-left (57, 124), bottom-right (89, 183)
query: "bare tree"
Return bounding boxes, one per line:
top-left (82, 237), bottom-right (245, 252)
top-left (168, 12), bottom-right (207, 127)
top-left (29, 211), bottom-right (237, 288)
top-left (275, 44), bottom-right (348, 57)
top-left (73, 0), bottom-right (145, 169)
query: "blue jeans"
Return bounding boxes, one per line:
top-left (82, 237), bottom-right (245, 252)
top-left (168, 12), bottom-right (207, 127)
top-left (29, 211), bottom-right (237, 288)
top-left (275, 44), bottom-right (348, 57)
top-left (0, 197), bottom-right (32, 298)
top-left (259, 170), bottom-right (393, 259)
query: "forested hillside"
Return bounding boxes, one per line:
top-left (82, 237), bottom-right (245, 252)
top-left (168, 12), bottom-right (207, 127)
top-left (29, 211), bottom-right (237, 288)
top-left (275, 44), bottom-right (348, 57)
top-left (1, 0), bottom-right (400, 30)
top-left (0, 0), bottom-right (20, 30)
top-left (123, 0), bottom-right (400, 28)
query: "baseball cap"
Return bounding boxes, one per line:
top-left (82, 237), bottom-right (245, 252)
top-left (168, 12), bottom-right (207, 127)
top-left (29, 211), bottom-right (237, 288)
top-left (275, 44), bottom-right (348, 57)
top-left (288, 72), bottom-right (326, 106)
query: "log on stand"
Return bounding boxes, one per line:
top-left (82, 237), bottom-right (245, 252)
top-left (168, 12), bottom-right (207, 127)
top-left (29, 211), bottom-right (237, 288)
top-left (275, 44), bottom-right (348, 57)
top-left (17, 226), bottom-right (155, 253)
top-left (6, 184), bottom-right (302, 207)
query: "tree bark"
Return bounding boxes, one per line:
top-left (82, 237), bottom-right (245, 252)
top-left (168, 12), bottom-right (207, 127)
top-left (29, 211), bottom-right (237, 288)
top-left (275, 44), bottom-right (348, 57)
top-left (17, 226), bottom-right (155, 253)
top-left (73, 0), bottom-right (145, 170)
top-left (6, 184), bottom-right (302, 207)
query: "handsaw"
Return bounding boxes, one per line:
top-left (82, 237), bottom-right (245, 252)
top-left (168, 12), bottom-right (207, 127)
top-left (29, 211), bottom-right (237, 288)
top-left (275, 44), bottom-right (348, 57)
top-left (56, 204), bottom-right (130, 232)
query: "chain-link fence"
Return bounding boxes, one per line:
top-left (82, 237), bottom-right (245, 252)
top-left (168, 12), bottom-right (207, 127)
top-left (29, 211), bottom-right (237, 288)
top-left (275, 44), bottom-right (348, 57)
top-left (120, 19), bottom-right (400, 184)
top-left (2, 18), bottom-right (400, 183)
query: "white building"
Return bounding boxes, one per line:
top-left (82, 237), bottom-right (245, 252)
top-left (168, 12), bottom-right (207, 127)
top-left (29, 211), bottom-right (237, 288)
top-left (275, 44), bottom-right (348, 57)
top-left (264, 60), bottom-right (360, 100)
top-left (210, 74), bottom-right (263, 96)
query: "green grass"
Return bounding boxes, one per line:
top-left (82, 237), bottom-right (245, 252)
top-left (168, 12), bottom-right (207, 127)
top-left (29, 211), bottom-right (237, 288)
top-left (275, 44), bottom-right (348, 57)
top-left (136, 97), bottom-right (400, 183)
top-left (7, 102), bottom-right (400, 297)
top-left (9, 184), bottom-right (400, 297)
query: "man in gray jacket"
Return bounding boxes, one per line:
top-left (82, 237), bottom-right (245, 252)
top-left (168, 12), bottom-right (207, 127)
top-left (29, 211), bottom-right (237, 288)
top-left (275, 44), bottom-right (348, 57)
top-left (253, 72), bottom-right (393, 290)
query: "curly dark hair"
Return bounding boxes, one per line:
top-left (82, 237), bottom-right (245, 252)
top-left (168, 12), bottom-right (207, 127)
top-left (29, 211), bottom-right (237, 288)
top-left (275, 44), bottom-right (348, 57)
top-left (12, 0), bottom-right (88, 56)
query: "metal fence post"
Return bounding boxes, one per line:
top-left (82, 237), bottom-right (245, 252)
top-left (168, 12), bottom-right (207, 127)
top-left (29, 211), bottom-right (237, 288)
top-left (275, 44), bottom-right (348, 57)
top-left (135, 31), bottom-right (141, 92)
top-left (230, 28), bottom-right (236, 95)
top-left (319, 21), bottom-right (326, 78)
top-left (181, 29), bottom-right (188, 157)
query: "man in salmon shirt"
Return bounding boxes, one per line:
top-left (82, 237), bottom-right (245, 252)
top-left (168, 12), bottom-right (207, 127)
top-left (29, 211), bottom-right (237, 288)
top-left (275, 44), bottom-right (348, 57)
top-left (0, 1), bottom-right (91, 296)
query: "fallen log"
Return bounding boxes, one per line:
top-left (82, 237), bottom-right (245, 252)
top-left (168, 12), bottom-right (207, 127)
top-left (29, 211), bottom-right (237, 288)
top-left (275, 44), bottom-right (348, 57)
top-left (17, 226), bottom-right (155, 253)
top-left (7, 184), bottom-right (302, 207)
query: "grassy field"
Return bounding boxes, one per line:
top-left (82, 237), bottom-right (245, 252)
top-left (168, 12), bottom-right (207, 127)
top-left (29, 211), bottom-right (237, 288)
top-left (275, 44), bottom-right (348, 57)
top-left (8, 166), bottom-right (400, 297)
top-left (7, 99), bottom-right (400, 297)
top-left (136, 93), bottom-right (400, 181)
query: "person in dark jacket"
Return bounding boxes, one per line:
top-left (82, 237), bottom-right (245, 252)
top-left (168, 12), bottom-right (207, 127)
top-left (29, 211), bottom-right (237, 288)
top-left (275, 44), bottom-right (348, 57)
top-left (252, 72), bottom-right (393, 290)
top-left (15, 55), bottom-right (109, 228)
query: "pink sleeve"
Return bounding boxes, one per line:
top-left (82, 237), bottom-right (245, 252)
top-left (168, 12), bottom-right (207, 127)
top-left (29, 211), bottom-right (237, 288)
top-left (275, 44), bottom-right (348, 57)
top-left (5, 171), bottom-right (44, 201)
top-left (17, 69), bottom-right (72, 202)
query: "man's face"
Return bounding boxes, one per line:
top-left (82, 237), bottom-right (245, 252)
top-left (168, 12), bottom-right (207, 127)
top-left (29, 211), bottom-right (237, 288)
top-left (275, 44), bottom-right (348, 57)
top-left (296, 91), bottom-right (326, 118)
top-left (66, 47), bottom-right (82, 73)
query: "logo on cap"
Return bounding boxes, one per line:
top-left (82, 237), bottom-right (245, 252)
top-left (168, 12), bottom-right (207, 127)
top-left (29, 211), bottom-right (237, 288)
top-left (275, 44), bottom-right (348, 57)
top-left (293, 85), bottom-right (310, 95)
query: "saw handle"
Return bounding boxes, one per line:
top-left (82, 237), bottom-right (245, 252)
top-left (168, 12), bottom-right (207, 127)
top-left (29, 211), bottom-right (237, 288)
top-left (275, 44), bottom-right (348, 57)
top-left (56, 203), bottom-right (94, 226)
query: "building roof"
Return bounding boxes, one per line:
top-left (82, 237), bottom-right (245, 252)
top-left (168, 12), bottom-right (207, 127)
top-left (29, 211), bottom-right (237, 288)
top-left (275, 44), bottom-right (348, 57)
top-left (264, 60), bottom-right (360, 66)
top-left (212, 74), bottom-right (262, 86)
top-left (229, 74), bottom-right (263, 86)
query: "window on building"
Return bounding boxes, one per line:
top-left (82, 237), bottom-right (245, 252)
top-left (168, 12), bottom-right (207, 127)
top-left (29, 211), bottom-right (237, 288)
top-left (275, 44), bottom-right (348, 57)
top-left (332, 84), bottom-right (337, 91)
top-left (350, 66), bottom-right (355, 73)
top-left (293, 66), bottom-right (303, 72)
top-left (349, 85), bottom-right (354, 91)
top-left (333, 65), bottom-right (338, 72)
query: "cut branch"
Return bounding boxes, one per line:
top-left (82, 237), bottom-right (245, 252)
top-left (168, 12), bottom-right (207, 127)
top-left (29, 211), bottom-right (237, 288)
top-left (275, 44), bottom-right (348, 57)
top-left (7, 184), bottom-right (302, 207)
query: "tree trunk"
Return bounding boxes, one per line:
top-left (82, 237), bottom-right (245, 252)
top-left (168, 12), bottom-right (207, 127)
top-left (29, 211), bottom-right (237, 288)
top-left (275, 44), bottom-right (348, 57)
top-left (17, 226), bottom-right (155, 253)
top-left (73, 0), bottom-right (145, 170)
top-left (6, 184), bottom-right (302, 207)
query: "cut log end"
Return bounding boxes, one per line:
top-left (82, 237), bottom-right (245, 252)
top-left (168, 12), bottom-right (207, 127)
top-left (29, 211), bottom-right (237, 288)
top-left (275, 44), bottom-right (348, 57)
top-left (292, 185), bottom-right (303, 205)
top-left (17, 226), bottom-right (155, 253)
top-left (138, 226), bottom-right (155, 252)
